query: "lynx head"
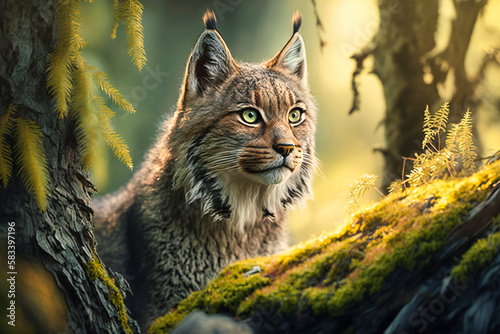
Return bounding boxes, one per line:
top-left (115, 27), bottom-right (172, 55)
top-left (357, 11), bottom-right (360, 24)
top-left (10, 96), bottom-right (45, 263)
top-left (171, 10), bottom-right (317, 230)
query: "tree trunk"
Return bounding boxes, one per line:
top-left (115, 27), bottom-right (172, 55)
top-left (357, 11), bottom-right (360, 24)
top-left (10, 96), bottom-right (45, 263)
top-left (0, 1), bottom-right (138, 333)
top-left (371, 0), bottom-right (440, 186)
top-left (351, 0), bottom-right (488, 189)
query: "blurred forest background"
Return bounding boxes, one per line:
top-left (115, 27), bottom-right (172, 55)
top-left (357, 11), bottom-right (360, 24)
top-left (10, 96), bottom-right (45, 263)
top-left (82, 0), bottom-right (500, 243)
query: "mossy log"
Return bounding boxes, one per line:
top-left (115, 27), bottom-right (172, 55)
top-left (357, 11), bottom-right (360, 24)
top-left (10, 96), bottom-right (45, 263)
top-left (150, 160), bottom-right (500, 334)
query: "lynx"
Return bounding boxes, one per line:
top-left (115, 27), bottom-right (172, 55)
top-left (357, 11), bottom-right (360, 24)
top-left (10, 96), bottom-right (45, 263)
top-left (93, 10), bottom-right (317, 329)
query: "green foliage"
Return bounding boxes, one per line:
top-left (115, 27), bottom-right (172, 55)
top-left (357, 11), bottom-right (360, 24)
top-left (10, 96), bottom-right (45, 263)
top-left (0, 104), bottom-right (49, 211)
top-left (46, 0), bottom-right (142, 170)
top-left (1, 0), bottom-right (143, 210)
top-left (0, 104), bottom-right (15, 187)
top-left (390, 103), bottom-right (478, 193)
top-left (422, 102), bottom-right (449, 150)
top-left (111, 0), bottom-right (147, 70)
top-left (345, 174), bottom-right (384, 214)
top-left (13, 117), bottom-right (50, 211)
top-left (149, 161), bottom-right (500, 333)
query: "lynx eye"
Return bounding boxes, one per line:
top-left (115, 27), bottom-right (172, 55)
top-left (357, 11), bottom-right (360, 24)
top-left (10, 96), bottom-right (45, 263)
top-left (239, 108), bottom-right (261, 125)
top-left (288, 108), bottom-right (305, 125)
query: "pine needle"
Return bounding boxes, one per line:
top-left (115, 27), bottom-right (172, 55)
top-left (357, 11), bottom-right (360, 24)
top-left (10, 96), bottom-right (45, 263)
top-left (46, 48), bottom-right (73, 118)
top-left (0, 104), bottom-right (15, 187)
top-left (111, 0), bottom-right (122, 39)
top-left (122, 0), bottom-right (147, 70)
top-left (47, 0), bottom-right (86, 118)
top-left (13, 117), bottom-right (49, 211)
top-left (90, 67), bottom-right (136, 114)
top-left (103, 121), bottom-right (133, 170)
top-left (73, 60), bottom-right (98, 169)
top-left (94, 97), bottom-right (133, 169)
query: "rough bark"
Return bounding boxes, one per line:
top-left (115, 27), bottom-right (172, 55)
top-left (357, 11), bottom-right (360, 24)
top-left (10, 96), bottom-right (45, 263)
top-left (0, 1), bottom-right (138, 333)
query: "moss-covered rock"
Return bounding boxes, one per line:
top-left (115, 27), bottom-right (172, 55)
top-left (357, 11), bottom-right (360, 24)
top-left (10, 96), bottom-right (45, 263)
top-left (149, 161), bottom-right (500, 334)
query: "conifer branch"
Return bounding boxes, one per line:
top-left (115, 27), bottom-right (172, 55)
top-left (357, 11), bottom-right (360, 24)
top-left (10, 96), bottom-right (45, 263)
top-left (45, 0), bottom-right (142, 173)
top-left (47, 0), bottom-right (85, 118)
top-left (73, 59), bottom-right (97, 169)
top-left (122, 0), bottom-right (146, 70)
top-left (0, 104), bottom-right (15, 187)
top-left (13, 117), bottom-right (49, 211)
top-left (111, 0), bottom-right (121, 39)
top-left (94, 97), bottom-right (133, 170)
top-left (90, 67), bottom-right (136, 114)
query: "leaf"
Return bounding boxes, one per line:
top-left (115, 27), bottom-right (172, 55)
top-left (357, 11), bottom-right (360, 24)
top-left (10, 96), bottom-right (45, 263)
top-left (13, 117), bottom-right (49, 211)
top-left (0, 104), bottom-right (15, 187)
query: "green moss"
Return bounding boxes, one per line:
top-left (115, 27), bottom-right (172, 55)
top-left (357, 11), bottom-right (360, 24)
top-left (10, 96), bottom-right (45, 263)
top-left (149, 161), bottom-right (500, 333)
top-left (149, 257), bottom-right (271, 334)
top-left (85, 255), bottom-right (132, 334)
top-left (451, 215), bottom-right (500, 283)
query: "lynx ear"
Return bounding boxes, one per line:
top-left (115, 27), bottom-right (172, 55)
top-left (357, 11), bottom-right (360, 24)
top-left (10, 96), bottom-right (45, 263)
top-left (266, 12), bottom-right (307, 86)
top-left (180, 10), bottom-right (237, 107)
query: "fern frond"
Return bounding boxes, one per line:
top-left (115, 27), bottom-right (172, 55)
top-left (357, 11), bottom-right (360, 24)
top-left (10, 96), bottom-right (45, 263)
top-left (435, 102), bottom-right (449, 133)
top-left (94, 98), bottom-right (133, 169)
top-left (457, 109), bottom-right (477, 173)
top-left (445, 123), bottom-right (460, 154)
top-left (351, 174), bottom-right (378, 198)
top-left (422, 105), bottom-right (434, 149)
top-left (0, 104), bottom-right (15, 187)
top-left (422, 103), bottom-right (449, 150)
top-left (122, 0), bottom-right (146, 70)
top-left (90, 68), bottom-right (136, 114)
top-left (13, 117), bottom-right (49, 211)
top-left (73, 60), bottom-right (98, 169)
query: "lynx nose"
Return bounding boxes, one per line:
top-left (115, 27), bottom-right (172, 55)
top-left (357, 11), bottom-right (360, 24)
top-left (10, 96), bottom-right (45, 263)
top-left (273, 143), bottom-right (295, 157)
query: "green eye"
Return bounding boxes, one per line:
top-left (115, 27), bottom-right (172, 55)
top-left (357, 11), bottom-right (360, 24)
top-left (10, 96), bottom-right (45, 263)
top-left (241, 109), bottom-right (259, 124)
top-left (288, 108), bottom-right (303, 124)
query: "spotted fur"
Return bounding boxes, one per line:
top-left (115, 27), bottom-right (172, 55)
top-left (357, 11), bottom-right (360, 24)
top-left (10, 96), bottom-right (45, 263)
top-left (93, 10), bottom-right (317, 330)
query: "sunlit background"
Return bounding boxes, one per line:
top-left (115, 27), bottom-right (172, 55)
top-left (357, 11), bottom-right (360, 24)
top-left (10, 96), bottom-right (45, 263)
top-left (81, 0), bottom-right (500, 243)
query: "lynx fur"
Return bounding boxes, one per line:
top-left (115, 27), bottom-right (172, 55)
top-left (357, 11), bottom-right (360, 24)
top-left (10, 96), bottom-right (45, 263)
top-left (93, 10), bottom-right (316, 328)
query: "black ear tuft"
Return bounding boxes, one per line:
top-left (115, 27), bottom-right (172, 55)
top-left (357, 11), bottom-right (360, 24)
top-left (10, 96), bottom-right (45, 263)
top-left (292, 11), bottom-right (302, 34)
top-left (203, 10), bottom-right (217, 30)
